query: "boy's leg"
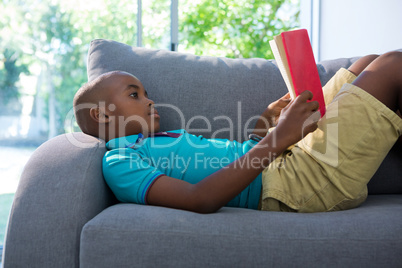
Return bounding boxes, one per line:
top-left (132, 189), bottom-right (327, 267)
top-left (348, 54), bottom-right (379, 76)
top-left (354, 52), bottom-right (402, 148)
top-left (350, 53), bottom-right (402, 148)
top-left (261, 51), bottom-right (402, 212)
top-left (322, 54), bottom-right (378, 106)
top-left (352, 51), bottom-right (402, 112)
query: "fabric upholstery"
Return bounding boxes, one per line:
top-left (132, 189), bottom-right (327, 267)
top-left (81, 195), bottom-right (402, 267)
top-left (3, 133), bottom-right (116, 267)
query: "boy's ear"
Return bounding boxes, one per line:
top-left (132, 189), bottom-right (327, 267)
top-left (90, 106), bottom-right (111, 124)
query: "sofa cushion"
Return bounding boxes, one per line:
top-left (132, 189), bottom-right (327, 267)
top-left (80, 195), bottom-right (402, 267)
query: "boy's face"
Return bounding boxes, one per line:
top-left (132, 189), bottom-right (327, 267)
top-left (102, 72), bottom-right (160, 137)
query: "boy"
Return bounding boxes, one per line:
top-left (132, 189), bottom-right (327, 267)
top-left (73, 52), bottom-right (402, 213)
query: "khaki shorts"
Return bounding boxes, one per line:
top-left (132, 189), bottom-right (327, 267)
top-left (260, 68), bottom-right (402, 212)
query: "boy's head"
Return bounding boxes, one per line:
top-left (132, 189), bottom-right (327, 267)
top-left (73, 71), bottom-right (160, 141)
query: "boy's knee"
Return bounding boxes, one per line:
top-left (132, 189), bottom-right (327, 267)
top-left (364, 54), bottom-right (380, 61)
top-left (378, 51), bottom-right (402, 86)
top-left (348, 54), bottom-right (379, 76)
top-left (378, 51), bottom-right (402, 65)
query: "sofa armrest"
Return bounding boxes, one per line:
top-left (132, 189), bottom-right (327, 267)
top-left (2, 133), bottom-right (116, 267)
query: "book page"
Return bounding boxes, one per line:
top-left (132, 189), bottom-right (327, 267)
top-left (269, 37), bottom-right (296, 99)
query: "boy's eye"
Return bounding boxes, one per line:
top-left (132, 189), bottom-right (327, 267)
top-left (130, 92), bottom-right (138, 98)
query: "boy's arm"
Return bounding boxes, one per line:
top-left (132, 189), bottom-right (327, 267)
top-left (147, 91), bottom-right (319, 213)
top-left (252, 93), bottom-right (291, 137)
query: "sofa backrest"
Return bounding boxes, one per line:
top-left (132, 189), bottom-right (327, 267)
top-left (87, 39), bottom-right (359, 142)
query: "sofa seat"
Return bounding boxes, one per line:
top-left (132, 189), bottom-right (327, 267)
top-left (80, 195), bottom-right (402, 267)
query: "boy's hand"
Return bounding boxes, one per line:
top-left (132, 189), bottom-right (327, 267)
top-left (252, 93), bottom-right (291, 137)
top-left (274, 90), bottom-right (320, 147)
top-left (266, 92), bottom-right (292, 127)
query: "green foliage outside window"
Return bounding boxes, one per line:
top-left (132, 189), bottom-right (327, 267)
top-left (180, 0), bottom-right (299, 58)
top-left (0, 0), bottom-right (299, 136)
top-left (0, 49), bottom-right (28, 114)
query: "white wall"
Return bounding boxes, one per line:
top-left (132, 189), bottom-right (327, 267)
top-left (300, 0), bottom-right (402, 61)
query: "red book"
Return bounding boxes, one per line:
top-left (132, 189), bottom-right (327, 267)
top-left (269, 29), bottom-right (326, 117)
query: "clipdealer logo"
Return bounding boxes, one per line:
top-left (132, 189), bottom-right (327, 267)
top-left (299, 101), bottom-right (339, 168)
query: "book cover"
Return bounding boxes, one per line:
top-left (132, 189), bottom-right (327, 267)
top-left (269, 29), bottom-right (326, 117)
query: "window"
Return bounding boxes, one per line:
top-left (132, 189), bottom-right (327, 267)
top-left (0, 0), bottom-right (299, 259)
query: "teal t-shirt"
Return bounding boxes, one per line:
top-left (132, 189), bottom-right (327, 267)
top-left (103, 129), bottom-right (262, 209)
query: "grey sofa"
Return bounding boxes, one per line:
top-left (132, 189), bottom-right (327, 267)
top-left (3, 39), bottom-right (402, 267)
